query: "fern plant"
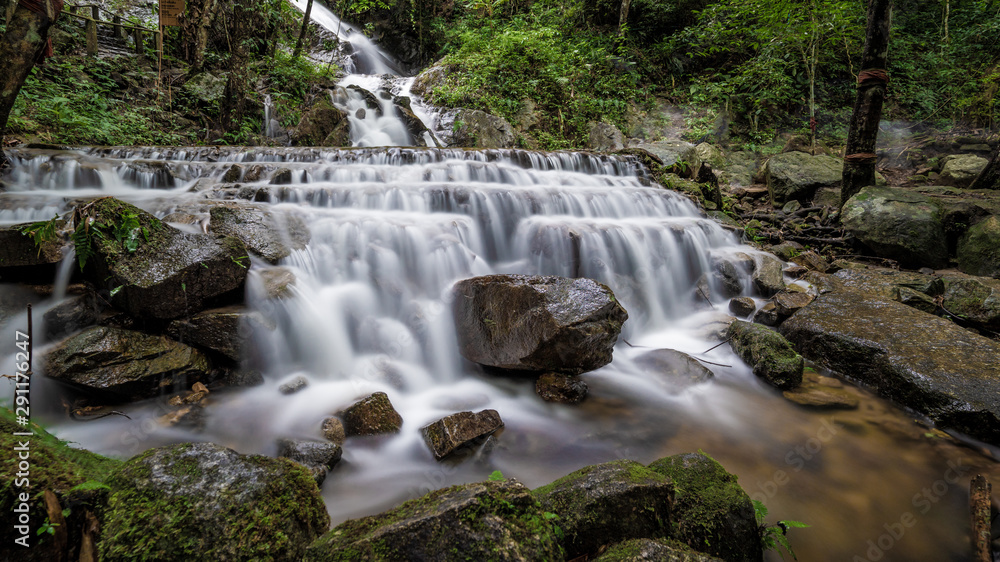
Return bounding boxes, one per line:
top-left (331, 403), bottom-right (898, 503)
top-left (753, 499), bottom-right (809, 560)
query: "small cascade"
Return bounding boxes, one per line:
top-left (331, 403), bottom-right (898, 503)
top-left (262, 94), bottom-right (282, 139)
top-left (332, 80), bottom-right (413, 147)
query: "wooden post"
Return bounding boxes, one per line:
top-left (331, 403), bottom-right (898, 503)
top-left (971, 474), bottom-right (992, 562)
top-left (112, 15), bottom-right (125, 41)
top-left (85, 17), bottom-right (98, 56)
top-left (133, 27), bottom-right (143, 54)
top-left (154, 30), bottom-right (161, 56)
top-left (90, 5), bottom-right (99, 20)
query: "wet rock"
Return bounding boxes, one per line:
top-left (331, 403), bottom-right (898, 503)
top-left (727, 320), bottom-right (803, 390)
top-left (270, 168), bottom-right (294, 185)
top-left (158, 403), bottom-right (207, 430)
top-left (647, 453), bottom-right (761, 562)
top-left (81, 198), bottom-right (248, 320)
top-left (291, 96), bottom-right (351, 147)
top-left (304, 479), bottom-right (562, 561)
top-left (243, 164), bottom-right (265, 183)
top-left (532, 460), bottom-right (674, 560)
top-left (535, 372), bottom-right (589, 403)
top-left (276, 438), bottom-right (343, 485)
top-left (445, 108), bottom-right (516, 148)
top-left (772, 291), bottom-right (814, 318)
top-left (43, 291), bottom-right (101, 340)
top-left (634, 349), bottom-right (714, 390)
top-left (834, 267), bottom-right (944, 300)
top-left (182, 72), bottom-right (228, 105)
top-left (728, 297), bottom-right (756, 318)
top-left (941, 276), bottom-right (1000, 330)
top-left (751, 302), bottom-right (780, 326)
top-left (0, 220), bottom-right (68, 270)
top-left (411, 64), bottom-right (447, 97)
top-left (595, 538), bottom-right (725, 561)
top-left (587, 121), bottom-right (626, 151)
top-left (784, 264), bottom-right (809, 279)
top-left (279, 375), bottom-right (309, 395)
top-left (100, 442), bottom-right (329, 561)
top-left (452, 274), bottom-right (628, 374)
top-left (45, 326), bottom-right (212, 402)
top-left (257, 267), bottom-right (297, 299)
top-left (940, 154), bottom-right (989, 188)
top-left (208, 204), bottom-right (309, 263)
top-left (790, 250), bottom-right (831, 273)
top-left (713, 260), bottom-right (744, 298)
top-left (779, 288), bottom-right (1000, 445)
top-left (751, 254), bottom-right (785, 297)
top-left (339, 392), bottom-right (403, 436)
top-left (222, 164), bottom-right (242, 183)
top-left (321, 417), bottom-right (346, 445)
top-left (167, 381), bottom-right (210, 406)
top-left (783, 375), bottom-right (859, 410)
top-left (842, 186), bottom-right (948, 269)
top-left (898, 287), bottom-right (938, 314)
top-left (958, 215), bottom-right (1000, 278)
top-left (768, 242), bottom-right (800, 261)
top-left (167, 306), bottom-right (269, 362)
top-left (393, 96), bottom-right (435, 147)
top-left (764, 151), bottom-right (842, 205)
top-left (420, 409), bottom-right (504, 460)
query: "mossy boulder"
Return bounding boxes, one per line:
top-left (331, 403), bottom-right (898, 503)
top-left (292, 95), bottom-right (351, 147)
top-left (444, 108), bottom-right (516, 148)
top-left (764, 151), bottom-right (841, 205)
top-left (339, 392), bottom-right (403, 436)
top-left (532, 460), bottom-right (674, 559)
top-left (304, 479), bottom-right (563, 561)
top-left (779, 287), bottom-right (1000, 445)
top-left (726, 320), bottom-right (803, 390)
top-left (80, 198), bottom-right (249, 320)
top-left (45, 326), bottom-right (212, 402)
top-left (596, 538), bottom-right (725, 561)
top-left (99, 442), bottom-right (329, 561)
top-left (841, 186), bottom-right (948, 269)
top-left (0, 408), bottom-right (120, 559)
top-left (941, 276), bottom-right (1000, 331)
top-left (940, 154), bottom-right (989, 188)
top-left (647, 453), bottom-right (761, 562)
top-left (452, 274), bottom-right (628, 375)
top-left (208, 203), bottom-right (310, 264)
top-left (832, 267), bottom-right (944, 303)
top-left (633, 140), bottom-right (701, 178)
top-left (958, 215), bottom-right (1000, 278)
top-left (0, 220), bottom-right (68, 270)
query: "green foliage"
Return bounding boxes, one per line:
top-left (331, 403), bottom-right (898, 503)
top-left (18, 216), bottom-right (60, 255)
top-left (488, 470), bottom-right (505, 481)
top-left (753, 499), bottom-right (809, 560)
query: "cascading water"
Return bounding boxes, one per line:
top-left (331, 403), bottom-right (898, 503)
top-left (3, 146), bottom-right (998, 560)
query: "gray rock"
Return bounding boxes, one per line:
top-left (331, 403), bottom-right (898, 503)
top-left (208, 203), bottom-right (309, 263)
top-left (45, 326), bottom-right (211, 402)
top-left (751, 254), bottom-right (785, 297)
top-left (420, 409), bottom-right (504, 460)
top-left (941, 276), bottom-right (1000, 330)
top-left (452, 275), bottom-right (628, 374)
top-left (842, 186), bottom-right (948, 269)
top-left (410, 64), bottom-right (447, 97)
top-left (279, 375), bottom-right (309, 395)
top-left (752, 302), bottom-right (780, 327)
top-left (182, 72), bottom-right (228, 105)
top-left (167, 306), bottom-right (269, 362)
top-left (321, 417), bottom-right (346, 445)
top-left (958, 215), bottom-right (1000, 278)
top-left (587, 122), bottom-right (625, 151)
top-left (0, 220), bottom-right (68, 270)
top-left (101, 442), bottom-right (329, 561)
top-left (728, 297), bottom-right (756, 318)
top-left (940, 154), bottom-right (989, 188)
top-left (445, 109), bottom-right (515, 148)
top-left (772, 291), bottom-right (814, 318)
top-left (764, 151), bottom-right (842, 205)
top-left (634, 349), bottom-right (714, 390)
top-left (276, 438), bottom-right (343, 485)
top-left (595, 539), bottom-right (725, 561)
top-left (43, 292), bottom-right (101, 340)
top-left (727, 320), bottom-right (803, 390)
top-left (291, 95), bottom-right (351, 147)
top-left (535, 372), bottom-right (589, 404)
top-left (634, 140), bottom-right (700, 178)
top-left (339, 392), bottom-right (403, 436)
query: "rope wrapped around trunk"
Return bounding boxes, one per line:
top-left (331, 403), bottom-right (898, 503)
top-left (857, 69), bottom-right (889, 85)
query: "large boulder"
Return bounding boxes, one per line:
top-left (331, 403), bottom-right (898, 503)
top-left (99, 443), bottom-right (329, 561)
top-left (841, 186), bottom-right (948, 269)
top-left (452, 275), bottom-right (628, 374)
top-left (532, 460), bottom-right (674, 559)
top-left (751, 254), bottom-right (785, 297)
top-left (587, 122), bottom-right (626, 151)
top-left (648, 453), bottom-right (762, 562)
top-left (958, 215), bottom-right (1000, 278)
top-left (726, 320), bottom-right (803, 390)
top-left (444, 109), bottom-right (516, 148)
top-left (393, 96), bottom-right (436, 147)
top-left (633, 140), bottom-right (701, 178)
top-left (292, 95), bottom-right (351, 147)
top-left (941, 276), bottom-right (1000, 331)
top-left (167, 306), bottom-right (269, 362)
top-left (779, 287), bottom-right (1000, 445)
top-left (764, 151), bottom-right (841, 205)
top-left (940, 154), bottom-right (989, 188)
top-left (45, 326), bottom-right (212, 402)
top-left (304, 479), bottom-right (563, 561)
top-left (208, 204), bottom-right (309, 264)
top-left (80, 198), bottom-right (248, 320)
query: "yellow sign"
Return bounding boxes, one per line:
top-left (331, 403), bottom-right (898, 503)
top-left (159, 0), bottom-right (185, 27)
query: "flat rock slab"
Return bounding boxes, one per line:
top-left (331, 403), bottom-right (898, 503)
top-left (421, 409), bottom-right (503, 460)
top-left (779, 289), bottom-right (1000, 445)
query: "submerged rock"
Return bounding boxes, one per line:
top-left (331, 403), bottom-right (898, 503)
top-left (420, 409), bottom-right (504, 460)
top-left (100, 442), bottom-right (329, 561)
top-left (779, 288), bottom-right (1000, 445)
top-left (535, 372), bottom-right (589, 403)
top-left (208, 204), bottom-right (309, 263)
top-left (532, 460), bottom-right (674, 560)
top-left (339, 392), bottom-right (403, 436)
top-left (634, 349), bottom-right (714, 391)
top-left (276, 438), bottom-right (343, 485)
top-left (304, 479), bottom-right (563, 561)
top-left (842, 186), bottom-right (948, 269)
top-left (45, 326), bottom-right (212, 402)
top-left (452, 274), bottom-right (628, 374)
top-left (726, 320), bottom-right (803, 390)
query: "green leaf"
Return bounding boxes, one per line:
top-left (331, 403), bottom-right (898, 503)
top-left (488, 470), bottom-right (504, 481)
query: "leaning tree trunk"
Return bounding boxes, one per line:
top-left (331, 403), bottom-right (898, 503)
top-left (293, 0), bottom-right (313, 59)
top-left (618, 0), bottom-right (631, 37)
top-left (841, 0), bottom-right (892, 210)
top-left (970, 148), bottom-right (1000, 190)
top-left (0, 0), bottom-right (64, 170)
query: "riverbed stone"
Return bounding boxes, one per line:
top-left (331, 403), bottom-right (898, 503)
top-left (647, 453), bottom-right (761, 562)
top-left (958, 215), bottom-right (1000, 278)
top-left (940, 154), bottom-right (989, 188)
top-left (841, 186), bottom-right (948, 269)
top-left (279, 375), bottom-right (309, 395)
top-left (81, 198), bottom-right (248, 320)
top-left (321, 417), bottom-right (346, 445)
top-left (772, 291), bottom-right (814, 318)
top-left (166, 305), bottom-right (268, 362)
top-left (751, 254), bottom-right (785, 297)
top-left (339, 392), bottom-right (403, 436)
top-left (208, 204), bottom-right (309, 263)
top-left (276, 438), bottom-right (343, 484)
top-left (532, 460), bottom-right (674, 559)
top-left (634, 349), bottom-right (714, 390)
top-left (99, 442), bottom-right (329, 561)
top-left (729, 297), bottom-right (756, 318)
top-left (726, 320), bottom-right (803, 390)
top-left (45, 326), bottom-right (212, 402)
top-left (587, 121), bottom-right (626, 151)
top-left (420, 409), bottom-right (504, 460)
top-left (595, 539), bottom-right (725, 561)
top-left (292, 95), bottom-right (351, 147)
top-left (764, 151), bottom-right (841, 205)
top-left (0, 220), bottom-right (68, 269)
top-left (634, 140), bottom-right (701, 178)
top-left (779, 286), bottom-right (1000, 445)
top-left (941, 276), bottom-right (1000, 330)
top-left (304, 479), bottom-right (563, 561)
top-left (43, 291), bottom-right (101, 340)
top-left (453, 274), bottom-right (627, 374)
top-left (535, 371), bottom-right (589, 403)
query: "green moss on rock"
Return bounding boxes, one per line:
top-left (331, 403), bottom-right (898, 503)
top-left (595, 538), bottom-right (725, 561)
top-left (726, 320), bottom-right (803, 390)
top-left (957, 215), bottom-right (1000, 278)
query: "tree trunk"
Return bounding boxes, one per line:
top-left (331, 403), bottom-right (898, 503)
top-left (618, 0), bottom-right (631, 37)
top-left (0, 0), bottom-right (63, 170)
top-left (970, 148), bottom-right (1000, 190)
top-left (841, 0), bottom-right (892, 210)
top-left (219, 0), bottom-right (263, 137)
top-left (179, 0), bottom-right (219, 71)
top-left (293, 0), bottom-right (314, 59)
